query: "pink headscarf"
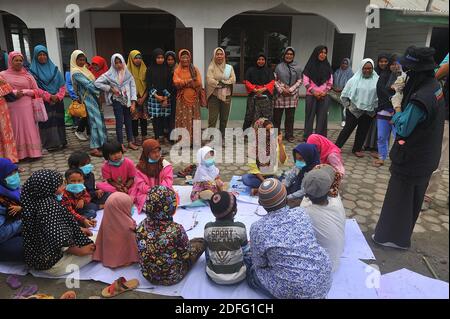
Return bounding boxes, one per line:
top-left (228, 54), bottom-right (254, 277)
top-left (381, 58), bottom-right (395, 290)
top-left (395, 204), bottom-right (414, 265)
top-left (306, 134), bottom-right (341, 164)
top-left (93, 192), bottom-right (139, 268)
top-left (6, 52), bottom-right (28, 75)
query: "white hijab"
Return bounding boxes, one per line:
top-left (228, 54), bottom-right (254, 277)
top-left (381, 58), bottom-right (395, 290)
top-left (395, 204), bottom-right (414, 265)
top-left (193, 146), bottom-right (219, 183)
top-left (104, 53), bottom-right (133, 88)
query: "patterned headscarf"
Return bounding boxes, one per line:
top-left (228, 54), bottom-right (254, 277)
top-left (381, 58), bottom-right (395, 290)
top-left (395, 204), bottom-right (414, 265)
top-left (144, 186), bottom-right (177, 221)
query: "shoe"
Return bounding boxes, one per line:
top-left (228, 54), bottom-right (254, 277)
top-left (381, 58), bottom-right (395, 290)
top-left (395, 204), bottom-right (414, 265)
top-left (75, 131), bottom-right (88, 141)
top-left (341, 121), bottom-right (346, 127)
top-left (41, 149), bottom-right (49, 155)
top-left (373, 159), bottom-right (384, 167)
top-left (354, 151), bottom-right (365, 158)
top-left (371, 234), bottom-right (409, 250)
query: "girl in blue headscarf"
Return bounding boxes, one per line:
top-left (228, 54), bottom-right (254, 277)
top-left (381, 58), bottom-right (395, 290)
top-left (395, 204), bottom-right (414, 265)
top-left (29, 45), bottom-right (67, 151)
top-left (0, 158), bottom-right (24, 262)
top-left (283, 143), bottom-right (321, 205)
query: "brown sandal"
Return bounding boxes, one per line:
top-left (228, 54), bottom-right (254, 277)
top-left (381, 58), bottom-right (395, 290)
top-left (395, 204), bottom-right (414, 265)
top-left (101, 277), bottom-right (139, 298)
top-left (373, 159), bottom-right (384, 167)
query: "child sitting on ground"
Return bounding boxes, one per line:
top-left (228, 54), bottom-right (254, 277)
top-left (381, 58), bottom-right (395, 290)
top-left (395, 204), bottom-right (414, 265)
top-left (300, 166), bottom-right (345, 272)
top-left (61, 168), bottom-right (97, 229)
top-left (136, 186), bottom-right (205, 286)
top-left (190, 146), bottom-right (225, 201)
top-left (96, 141), bottom-right (136, 195)
top-left (204, 191), bottom-right (249, 285)
top-left (68, 151), bottom-right (110, 209)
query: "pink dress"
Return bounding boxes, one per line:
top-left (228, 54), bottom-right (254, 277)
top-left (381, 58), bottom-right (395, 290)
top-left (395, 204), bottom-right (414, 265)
top-left (97, 157), bottom-right (137, 193)
top-left (129, 159), bottom-right (174, 213)
top-left (0, 70), bottom-right (42, 160)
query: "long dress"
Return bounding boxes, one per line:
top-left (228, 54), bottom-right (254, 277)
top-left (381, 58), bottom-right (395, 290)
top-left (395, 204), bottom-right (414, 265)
top-left (0, 78), bottom-right (18, 162)
top-left (37, 86), bottom-right (67, 149)
top-left (72, 72), bottom-right (107, 149)
top-left (0, 70), bottom-right (42, 160)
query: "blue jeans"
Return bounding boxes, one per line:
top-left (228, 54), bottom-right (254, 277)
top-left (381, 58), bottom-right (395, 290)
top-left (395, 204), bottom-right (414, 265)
top-left (377, 118), bottom-right (396, 160)
top-left (0, 236), bottom-right (24, 262)
top-left (242, 174), bottom-right (276, 189)
top-left (112, 100), bottom-right (133, 144)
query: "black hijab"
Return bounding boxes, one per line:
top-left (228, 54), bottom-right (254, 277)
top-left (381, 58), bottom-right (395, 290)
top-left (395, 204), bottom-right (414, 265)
top-left (245, 53), bottom-right (274, 86)
top-left (375, 53), bottom-right (390, 75)
top-left (146, 48), bottom-right (170, 93)
top-left (303, 45), bottom-right (332, 86)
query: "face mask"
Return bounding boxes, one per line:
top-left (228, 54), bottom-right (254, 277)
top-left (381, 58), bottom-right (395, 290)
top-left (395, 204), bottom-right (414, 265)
top-left (148, 158), bottom-right (159, 164)
top-left (204, 159), bottom-right (215, 167)
top-left (66, 183), bottom-right (86, 194)
top-left (56, 194), bottom-right (63, 201)
top-left (295, 160), bottom-right (307, 169)
top-left (4, 172), bottom-right (20, 190)
top-left (109, 158), bottom-right (124, 167)
top-left (80, 164), bottom-right (93, 175)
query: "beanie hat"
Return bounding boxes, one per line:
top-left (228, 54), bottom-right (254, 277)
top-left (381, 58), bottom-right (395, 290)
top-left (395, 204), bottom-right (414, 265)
top-left (258, 178), bottom-right (287, 212)
top-left (210, 191), bottom-right (237, 219)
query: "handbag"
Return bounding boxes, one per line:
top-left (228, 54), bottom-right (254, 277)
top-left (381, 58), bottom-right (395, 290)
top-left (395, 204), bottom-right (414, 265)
top-left (68, 90), bottom-right (88, 118)
top-left (32, 90), bottom-right (48, 122)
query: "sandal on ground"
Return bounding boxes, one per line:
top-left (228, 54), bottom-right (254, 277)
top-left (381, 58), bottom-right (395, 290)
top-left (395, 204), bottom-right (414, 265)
top-left (101, 277), bottom-right (139, 298)
top-left (60, 291), bottom-right (77, 299)
top-left (121, 144), bottom-right (127, 153)
top-left (25, 294), bottom-right (54, 299)
top-left (128, 142), bottom-right (139, 150)
top-left (286, 137), bottom-right (296, 143)
top-left (90, 149), bottom-right (103, 157)
top-left (6, 275), bottom-right (22, 290)
top-left (353, 151), bottom-right (365, 158)
top-left (370, 152), bottom-right (379, 159)
top-left (373, 159), bottom-right (384, 167)
top-left (13, 284), bottom-right (38, 299)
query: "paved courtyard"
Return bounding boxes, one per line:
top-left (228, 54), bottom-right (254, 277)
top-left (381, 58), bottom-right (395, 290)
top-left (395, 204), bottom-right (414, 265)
top-left (0, 123), bottom-right (448, 299)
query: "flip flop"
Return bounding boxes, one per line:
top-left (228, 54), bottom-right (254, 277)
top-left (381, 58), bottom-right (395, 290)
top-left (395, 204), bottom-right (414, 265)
top-left (101, 277), bottom-right (139, 298)
top-left (60, 291), bottom-right (77, 299)
top-left (25, 294), bottom-right (54, 299)
top-left (6, 275), bottom-right (22, 289)
top-left (14, 284), bottom-right (38, 299)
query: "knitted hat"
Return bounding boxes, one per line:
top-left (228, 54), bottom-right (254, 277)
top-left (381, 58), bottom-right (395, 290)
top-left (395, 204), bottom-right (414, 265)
top-left (301, 169), bottom-right (333, 200)
top-left (258, 178), bottom-right (287, 212)
top-left (210, 191), bottom-right (237, 219)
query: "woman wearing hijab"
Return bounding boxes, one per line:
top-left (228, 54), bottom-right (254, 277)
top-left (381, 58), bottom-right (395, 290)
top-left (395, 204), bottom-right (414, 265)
top-left (242, 117), bottom-right (287, 194)
top-left (307, 133), bottom-right (345, 176)
top-left (243, 53), bottom-right (275, 130)
top-left (190, 146), bottom-right (225, 201)
top-left (136, 185), bottom-right (205, 286)
top-left (206, 47), bottom-right (236, 137)
top-left (0, 158), bottom-right (23, 262)
top-left (95, 53), bottom-right (138, 151)
top-left (173, 49), bottom-right (202, 145)
top-left (373, 54), bottom-right (399, 167)
top-left (21, 169), bottom-right (95, 276)
top-left (0, 75), bottom-right (18, 163)
top-left (127, 50), bottom-right (148, 146)
top-left (89, 56), bottom-right (108, 79)
top-left (330, 58), bottom-right (354, 127)
top-left (303, 45), bottom-right (333, 139)
top-left (364, 53), bottom-right (391, 156)
top-left (0, 52), bottom-right (42, 160)
top-left (70, 50), bottom-right (107, 157)
top-left (146, 48), bottom-right (172, 143)
top-left (373, 46), bottom-right (445, 250)
top-left (129, 139), bottom-right (173, 213)
top-left (335, 59), bottom-right (379, 157)
top-left (274, 47), bottom-right (303, 143)
top-left (30, 45), bottom-right (67, 151)
top-left (165, 51), bottom-right (178, 132)
top-left (283, 143), bottom-right (320, 205)
top-left (93, 192), bottom-right (139, 268)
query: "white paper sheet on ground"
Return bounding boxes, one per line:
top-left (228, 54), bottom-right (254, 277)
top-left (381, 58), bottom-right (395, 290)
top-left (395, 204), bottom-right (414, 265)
top-left (376, 268), bottom-right (449, 299)
top-left (228, 175), bottom-right (259, 205)
top-left (342, 219), bottom-right (375, 260)
top-left (327, 259), bottom-right (379, 299)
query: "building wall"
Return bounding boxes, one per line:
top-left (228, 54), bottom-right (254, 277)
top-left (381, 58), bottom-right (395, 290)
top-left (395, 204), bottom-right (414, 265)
top-left (364, 21), bottom-right (431, 60)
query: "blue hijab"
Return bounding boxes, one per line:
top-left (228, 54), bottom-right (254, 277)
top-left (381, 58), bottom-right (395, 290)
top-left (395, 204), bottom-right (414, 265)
top-left (29, 45), bottom-right (65, 94)
top-left (293, 143), bottom-right (321, 172)
top-left (0, 158), bottom-right (20, 202)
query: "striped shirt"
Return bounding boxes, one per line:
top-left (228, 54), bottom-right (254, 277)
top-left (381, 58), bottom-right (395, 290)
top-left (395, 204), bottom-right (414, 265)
top-left (204, 220), bottom-right (249, 285)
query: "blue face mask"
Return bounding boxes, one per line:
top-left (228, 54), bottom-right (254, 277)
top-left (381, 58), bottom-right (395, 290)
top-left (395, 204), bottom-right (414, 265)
top-left (66, 183), bottom-right (86, 194)
top-left (204, 159), bottom-right (215, 167)
top-left (148, 158), bottom-right (160, 164)
top-left (56, 194), bottom-right (63, 201)
top-left (295, 160), bottom-right (307, 169)
top-left (109, 158), bottom-right (124, 167)
top-left (4, 172), bottom-right (20, 190)
top-left (80, 163), bottom-right (93, 175)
